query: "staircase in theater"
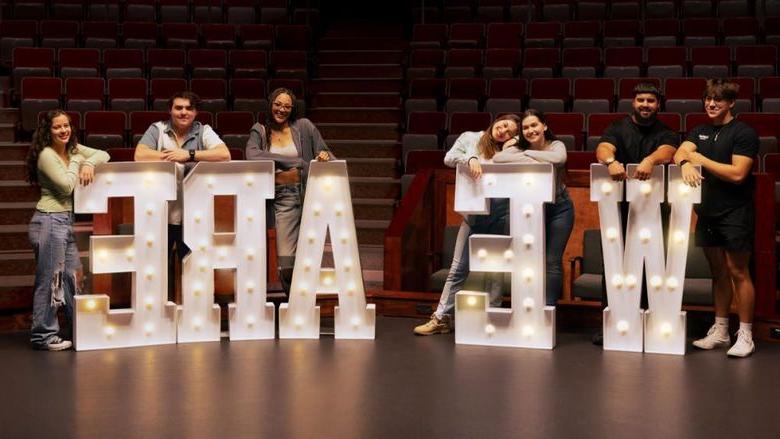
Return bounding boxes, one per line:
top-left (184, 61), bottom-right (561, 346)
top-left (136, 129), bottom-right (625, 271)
top-left (307, 22), bottom-right (405, 290)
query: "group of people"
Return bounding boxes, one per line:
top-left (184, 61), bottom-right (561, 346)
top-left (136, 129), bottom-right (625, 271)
top-left (27, 79), bottom-right (760, 358)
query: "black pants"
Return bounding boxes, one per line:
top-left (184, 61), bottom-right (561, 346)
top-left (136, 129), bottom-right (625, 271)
top-left (167, 224), bottom-right (190, 302)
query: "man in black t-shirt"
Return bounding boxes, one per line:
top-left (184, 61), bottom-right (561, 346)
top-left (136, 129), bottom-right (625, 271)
top-left (590, 84), bottom-right (678, 345)
top-left (674, 79), bottom-right (759, 358)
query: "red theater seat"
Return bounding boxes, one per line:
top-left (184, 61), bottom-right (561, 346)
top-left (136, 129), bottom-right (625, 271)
top-left (108, 78), bottom-right (148, 114)
top-left (84, 111), bottom-right (127, 149)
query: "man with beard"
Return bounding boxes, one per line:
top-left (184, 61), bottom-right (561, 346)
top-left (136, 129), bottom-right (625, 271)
top-left (675, 79), bottom-right (759, 357)
top-left (591, 83), bottom-right (678, 344)
top-left (135, 91), bottom-right (231, 301)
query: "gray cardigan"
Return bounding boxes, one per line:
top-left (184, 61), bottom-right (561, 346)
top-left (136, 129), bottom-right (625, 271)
top-left (244, 118), bottom-right (333, 185)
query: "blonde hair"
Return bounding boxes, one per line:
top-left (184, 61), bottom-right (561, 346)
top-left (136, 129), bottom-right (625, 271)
top-left (477, 113), bottom-right (521, 159)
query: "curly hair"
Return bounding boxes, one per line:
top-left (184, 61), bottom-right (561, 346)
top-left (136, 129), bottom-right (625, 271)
top-left (476, 113), bottom-right (522, 160)
top-left (264, 87), bottom-right (298, 149)
top-left (26, 110), bottom-right (79, 185)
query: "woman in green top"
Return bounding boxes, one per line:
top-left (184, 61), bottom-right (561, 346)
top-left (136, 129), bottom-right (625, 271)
top-left (26, 110), bottom-right (110, 350)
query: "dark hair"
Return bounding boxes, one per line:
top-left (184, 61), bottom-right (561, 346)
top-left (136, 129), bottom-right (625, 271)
top-left (27, 110), bottom-right (79, 185)
top-left (265, 87), bottom-right (298, 148)
top-left (518, 109), bottom-right (558, 150)
top-left (703, 78), bottom-right (739, 101)
top-left (632, 82), bottom-right (663, 100)
top-left (167, 91), bottom-right (201, 111)
top-left (477, 113), bottom-right (522, 159)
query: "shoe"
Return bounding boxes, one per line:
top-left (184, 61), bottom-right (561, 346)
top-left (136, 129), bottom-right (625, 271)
top-left (727, 329), bottom-right (755, 358)
top-left (35, 336), bottom-right (73, 351)
top-left (692, 324), bottom-right (731, 350)
top-left (592, 332), bottom-right (603, 346)
top-left (413, 314), bottom-right (453, 335)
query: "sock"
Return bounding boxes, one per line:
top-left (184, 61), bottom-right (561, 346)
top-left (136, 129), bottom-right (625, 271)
top-left (715, 316), bottom-right (729, 329)
top-left (739, 322), bottom-right (753, 335)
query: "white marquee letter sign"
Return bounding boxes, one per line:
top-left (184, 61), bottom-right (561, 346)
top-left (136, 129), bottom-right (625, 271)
top-left (278, 160), bottom-right (376, 339)
top-left (73, 162), bottom-right (177, 351)
top-left (177, 161), bottom-right (275, 343)
top-left (591, 164), bottom-right (700, 355)
top-left (454, 163), bottom-right (556, 349)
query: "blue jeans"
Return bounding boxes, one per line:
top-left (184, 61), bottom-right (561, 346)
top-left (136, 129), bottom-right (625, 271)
top-left (273, 183), bottom-right (303, 295)
top-left (434, 199), bottom-right (508, 319)
top-left (28, 211), bottom-right (81, 347)
top-left (544, 189), bottom-right (575, 306)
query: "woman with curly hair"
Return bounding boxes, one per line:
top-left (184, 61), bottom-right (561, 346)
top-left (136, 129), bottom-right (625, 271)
top-left (26, 110), bottom-right (110, 350)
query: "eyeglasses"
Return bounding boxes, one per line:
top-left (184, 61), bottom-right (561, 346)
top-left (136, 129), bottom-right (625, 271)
top-left (272, 102), bottom-right (293, 111)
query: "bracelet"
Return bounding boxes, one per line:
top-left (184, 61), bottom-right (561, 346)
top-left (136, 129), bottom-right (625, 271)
top-left (679, 159), bottom-right (690, 167)
top-left (467, 156), bottom-right (478, 164)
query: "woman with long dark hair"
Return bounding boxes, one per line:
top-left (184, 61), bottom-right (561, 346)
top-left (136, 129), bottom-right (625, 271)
top-left (414, 113), bottom-right (521, 335)
top-left (493, 109), bottom-right (575, 306)
top-left (26, 110), bottom-right (110, 350)
top-left (245, 88), bottom-right (333, 295)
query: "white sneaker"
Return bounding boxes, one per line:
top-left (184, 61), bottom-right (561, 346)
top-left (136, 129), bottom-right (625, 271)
top-left (727, 329), bottom-right (755, 358)
top-left (692, 324), bottom-right (731, 350)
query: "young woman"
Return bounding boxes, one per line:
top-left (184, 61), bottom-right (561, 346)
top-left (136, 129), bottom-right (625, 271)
top-left (414, 114), bottom-right (521, 335)
top-left (493, 109), bottom-right (575, 306)
top-left (27, 110), bottom-right (110, 350)
top-left (245, 88), bottom-right (333, 295)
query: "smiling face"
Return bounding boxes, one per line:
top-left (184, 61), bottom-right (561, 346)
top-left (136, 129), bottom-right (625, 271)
top-left (521, 115), bottom-right (547, 147)
top-left (490, 118), bottom-right (518, 143)
top-left (50, 114), bottom-right (72, 148)
top-left (169, 97), bottom-right (197, 132)
top-left (704, 95), bottom-right (734, 122)
top-left (271, 93), bottom-right (294, 125)
top-left (632, 93), bottom-right (660, 124)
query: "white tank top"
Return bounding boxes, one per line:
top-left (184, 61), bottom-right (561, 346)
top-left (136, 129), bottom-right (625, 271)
top-left (270, 142), bottom-right (298, 157)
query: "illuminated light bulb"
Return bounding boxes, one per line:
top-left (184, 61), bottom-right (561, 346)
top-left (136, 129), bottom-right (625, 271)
top-left (244, 174), bottom-right (254, 186)
top-left (312, 203), bottom-right (322, 216)
top-left (193, 211), bottom-right (202, 223)
top-left (307, 230), bottom-right (316, 244)
top-left (350, 316), bottom-right (361, 327)
top-left (98, 249), bottom-right (109, 261)
top-left (606, 227), bottom-right (619, 242)
top-left (293, 316), bottom-right (304, 327)
top-left (323, 276), bottom-right (333, 286)
top-left (485, 324), bottom-right (496, 335)
top-left (246, 315), bottom-right (256, 327)
top-left (246, 210), bottom-right (254, 222)
top-left (85, 299), bottom-right (97, 311)
top-left (477, 249), bottom-right (488, 260)
top-left (198, 239), bottom-right (208, 252)
top-left (522, 297), bottom-right (535, 310)
top-left (206, 176), bottom-right (215, 188)
top-left (105, 174), bottom-right (114, 185)
top-left (146, 234), bottom-right (155, 247)
top-left (522, 268), bottom-right (534, 282)
top-left (678, 183), bottom-right (691, 196)
top-left (339, 231), bottom-right (349, 244)
top-left (522, 325), bottom-right (535, 337)
top-left (125, 248), bottom-right (135, 261)
top-left (143, 173), bottom-right (153, 187)
top-left (144, 322), bottom-right (154, 335)
top-left (616, 320), bottom-right (629, 334)
top-left (484, 175), bottom-right (496, 186)
top-left (192, 317), bottom-right (203, 330)
top-left (347, 282), bottom-right (356, 296)
top-left (467, 296), bottom-right (478, 307)
top-left (344, 259), bottom-right (352, 272)
top-left (522, 234), bottom-right (534, 246)
top-left (145, 204), bottom-right (154, 216)
top-left (245, 248), bottom-right (255, 260)
top-left (666, 276), bottom-right (679, 291)
top-left (639, 228), bottom-right (652, 243)
top-left (640, 182), bottom-right (653, 195)
top-left (303, 259), bottom-right (312, 271)
top-left (322, 176), bottom-right (334, 191)
top-left (144, 296), bottom-right (154, 310)
top-left (600, 181), bottom-right (614, 195)
top-left (660, 322), bottom-right (673, 337)
top-left (522, 204), bottom-right (534, 217)
top-left (104, 326), bottom-right (115, 337)
top-left (650, 276), bottom-right (663, 289)
top-left (673, 230), bottom-right (685, 244)
top-left (625, 274), bottom-right (638, 289)
top-left (299, 283), bottom-right (309, 296)
top-left (145, 267), bottom-right (155, 280)
top-left (335, 203), bottom-right (344, 216)
top-left (503, 249), bottom-right (514, 261)
top-left (218, 248), bottom-right (228, 260)
top-left (199, 259), bottom-right (209, 272)
top-left (612, 274), bottom-right (624, 288)
top-left (522, 175), bottom-right (534, 187)
top-left (245, 281), bottom-right (255, 293)
top-left (193, 283), bottom-right (203, 297)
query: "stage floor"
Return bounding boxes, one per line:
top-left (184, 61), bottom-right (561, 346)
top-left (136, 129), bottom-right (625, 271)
top-left (1, 316), bottom-right (779, 439)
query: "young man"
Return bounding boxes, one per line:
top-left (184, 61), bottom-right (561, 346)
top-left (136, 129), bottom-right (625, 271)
top-left (134, 92), bottom-right (231, 300)
top-left (674, 79), bottom-right (759, 358)
top-left (592, 83), bottom-right (678, 345)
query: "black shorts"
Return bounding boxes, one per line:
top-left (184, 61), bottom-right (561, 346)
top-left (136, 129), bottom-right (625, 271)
top-left (695, 205), bottom-right (754, 252)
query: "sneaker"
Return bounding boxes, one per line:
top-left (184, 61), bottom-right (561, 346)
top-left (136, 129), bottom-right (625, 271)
top-left (727, 329), bottom-right (755, 358)
top-left (413, 314), bottom-right (453, 335)
top-left (692, 324), bottom-right (731, 350)
top-left (35, 336), bottom-right (73, 351)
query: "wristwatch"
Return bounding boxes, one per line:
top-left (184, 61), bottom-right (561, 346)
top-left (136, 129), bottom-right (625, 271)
top-left (604, 157), bottom-right (616, 166)
top-left (679, 159), bottom-right (690, 167)
top-left (189, 150), bottom-right (196, 162)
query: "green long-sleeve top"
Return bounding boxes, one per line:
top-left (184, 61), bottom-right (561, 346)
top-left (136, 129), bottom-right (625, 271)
top-left (36, 144), bottom-right (110, 213)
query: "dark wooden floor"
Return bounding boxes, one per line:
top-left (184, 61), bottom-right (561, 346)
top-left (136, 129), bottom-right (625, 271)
top-left (1, 316), bottom-right (779, 439)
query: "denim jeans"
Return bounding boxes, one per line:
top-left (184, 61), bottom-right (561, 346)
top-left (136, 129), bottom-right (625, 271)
top-left (28, 211), bottom-right (81, 347)
top-left (544, 189), bottom-right (575, 306)
top-left (434, 199), bottom-right (508, 319)
top-left (274, 183), bottom-right (303, 295)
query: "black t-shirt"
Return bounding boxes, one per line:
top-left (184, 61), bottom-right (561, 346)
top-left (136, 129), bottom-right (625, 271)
top-left (686, 120), bottom-right (759, 217)
top-left (599, 116), bottom-right (678, 165)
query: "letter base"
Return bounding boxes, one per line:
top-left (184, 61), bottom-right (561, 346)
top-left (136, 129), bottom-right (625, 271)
top-left (228, 303), bottom-right (276, 341)
top-left (643, 310), bottom-right (686, 355)
top-left (603, 307), bottom-right (644, 352)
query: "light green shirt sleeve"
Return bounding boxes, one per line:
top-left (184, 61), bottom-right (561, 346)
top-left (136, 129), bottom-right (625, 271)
top-left (76, 143), bottom-right (111, 168)
top-left (37, 148), bottom-right (83, 195)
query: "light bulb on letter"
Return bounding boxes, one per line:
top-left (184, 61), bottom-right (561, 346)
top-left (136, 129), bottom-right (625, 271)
top-left (323, 176), bottom-right (333, 191)
top-left (640, 182), bottom-right (652, 195)
top-left (244, 174), bottom-right (254, 186)
top-left (206, 176), bottom-right (215, 188)
top-left (522, 204), bottom-right (534, 217)
top-left (467, 296), bottom-right (477, 307)
top-left (660, 322), bottom-right (672, 337)
top-left (246, 281), bottom-right (255, 293)
top-left (485, 324), bottom-right (496, 335)
top-left (522, 268), bottom-right (534, 282)
top-left (104, 326), bottom-right (115, 337)
top-left (477, 249), bottom-right (488, 260)
top-left (144, 296), bottom-right (154, 310)
top-left (612, 274), bottom-right (624, 288)
top-left (192, 317), bottom-right (202, 330)
top-left (313, 203), bottom-right (322, 216)
top-left (503, 249), bottom-right (514, 261)
top-left (350, 316), bottom-right (361, 327)
top-left (522, 325), bottom-right (535, 337)
top-left (673, 230), bottom-right (685, 244)
top-left (307, 230), bottom-right (316, 244)
top-left (145, 204), bottom-right (154, 216)
top-left (144, 322), bottom-right (154, 335)
top-left (606, 227), bottom-right (619, 242)
top-left (666, 276), bottom-right (679, 290)
top-left (678, 183), bottom-right (691, 196)
top-left (193, 211), bottom-right (202, 223)
top-left (145, 267), bottom-right (155, 280)
top-left (600, 181), bottom-right (613, 195)
top-left (335, 203), bottom-right (344, 216)
top-left (246, 315), bottom-right (256, 327)
top-left (616, 320), bottom-right (629, 334)
top-left (650, 276), bottom-right (663, 289)
top-left (639, 228), bottom-right (652, 243)
top-left (625, 274), bottom-right (637, 289)
top-left (340, 231), bottom-right (349, 244)
top-left (293, 316), bottom-right (304, 327)
top-left (85, 299), bottom-right (97, 311)
top-left (522, 297), bottom-right (534, 310)
top-left (522, 234), bottom-right (534, 246)
top-left (146, 234), bottom-right (155, 247)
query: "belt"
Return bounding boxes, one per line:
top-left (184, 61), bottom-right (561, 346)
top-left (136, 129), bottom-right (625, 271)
top-left (275, 169), bottom-right (300, 185)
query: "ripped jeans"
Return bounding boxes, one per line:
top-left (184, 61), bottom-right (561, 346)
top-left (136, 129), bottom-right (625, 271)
top-left (28, 211), bottom-right (81, 347)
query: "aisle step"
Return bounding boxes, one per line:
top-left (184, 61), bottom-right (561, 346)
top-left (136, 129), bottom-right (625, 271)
top-left (310, 78), bottom-right (403, 93)
top-left (308, 107), bottom-right (401, 124)
top-left (317, 64), bottom-right (403, 79)
top-left (317, 50), bottom-right (404, 64)
top-left (318, 123), bottom-right (398, 141)
top-left (311, 92), bottom-right (402, 108)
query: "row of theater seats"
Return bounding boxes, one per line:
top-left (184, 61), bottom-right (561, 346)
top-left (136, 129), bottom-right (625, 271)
top-left (18, 76), bottom-right (306, 131)
top-left (405, 46), bottom-right (779, 80)
top-left (6, 0), bottom-right (316, 25)
top-left (411, 18), bottom-right (780, 49)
